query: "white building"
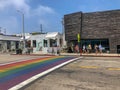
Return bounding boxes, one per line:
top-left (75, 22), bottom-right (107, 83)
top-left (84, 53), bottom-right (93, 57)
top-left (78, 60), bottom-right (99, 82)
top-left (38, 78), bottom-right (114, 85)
top-left (0, 32), bottom-right (64, 54)
top-left (0, 34), bottom-right (21, 53)
top-left (25, 32), bottom-right (63, 54)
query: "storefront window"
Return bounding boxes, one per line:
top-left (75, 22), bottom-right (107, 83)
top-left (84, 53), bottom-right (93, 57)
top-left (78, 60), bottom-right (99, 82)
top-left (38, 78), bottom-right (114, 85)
top-left (71, 39), bottom-right (109, 52)
top-left (81, 39), bottom-right (109, 51)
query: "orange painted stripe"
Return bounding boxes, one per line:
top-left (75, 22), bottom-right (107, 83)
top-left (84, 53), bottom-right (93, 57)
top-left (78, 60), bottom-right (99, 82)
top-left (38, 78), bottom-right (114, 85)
top-left (0, 56), bottom-right (55, 69)
top-left (0, 56), bottom-right (63, 72)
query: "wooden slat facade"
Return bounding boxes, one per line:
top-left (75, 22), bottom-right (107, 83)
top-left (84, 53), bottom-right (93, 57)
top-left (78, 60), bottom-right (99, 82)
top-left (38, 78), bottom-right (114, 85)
top-left (64, 10), bottom-right (120, 53)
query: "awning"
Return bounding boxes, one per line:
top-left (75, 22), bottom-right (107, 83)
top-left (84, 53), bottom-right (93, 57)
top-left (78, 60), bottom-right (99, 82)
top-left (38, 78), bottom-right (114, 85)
top-left (45, 32), bottom-right (59, 39)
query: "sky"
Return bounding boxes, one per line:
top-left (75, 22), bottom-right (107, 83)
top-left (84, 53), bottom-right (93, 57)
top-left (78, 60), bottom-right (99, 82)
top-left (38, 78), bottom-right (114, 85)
top-left (0, 0), bottom-right (120, 35)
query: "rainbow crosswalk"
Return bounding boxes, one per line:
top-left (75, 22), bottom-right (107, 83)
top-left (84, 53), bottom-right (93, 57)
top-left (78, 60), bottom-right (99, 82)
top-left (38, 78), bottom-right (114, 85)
top-left (0, 56), bottom-right (77, 90)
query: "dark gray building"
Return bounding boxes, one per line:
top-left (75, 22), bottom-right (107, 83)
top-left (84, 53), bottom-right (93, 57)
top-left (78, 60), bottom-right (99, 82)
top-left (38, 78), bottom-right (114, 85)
top-left (64, 10), bottom-right (120, 53)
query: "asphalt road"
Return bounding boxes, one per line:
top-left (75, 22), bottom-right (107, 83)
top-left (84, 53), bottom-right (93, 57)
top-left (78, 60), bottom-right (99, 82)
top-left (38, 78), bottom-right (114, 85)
top-left (23, 56), bottom-right (120, 90)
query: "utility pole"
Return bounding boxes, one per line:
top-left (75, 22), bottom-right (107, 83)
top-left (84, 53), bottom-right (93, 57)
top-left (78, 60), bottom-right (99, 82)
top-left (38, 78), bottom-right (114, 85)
top-left (0, 27), bottom-right (1, 33)
top-left (3, 28), bottom-right (6, 35)
top-left (17, 10), bottom-right (26, 51)
top-left (61, 18), bottom-right (66, 48)
top-left (40, 24), bottom-right (42, 33)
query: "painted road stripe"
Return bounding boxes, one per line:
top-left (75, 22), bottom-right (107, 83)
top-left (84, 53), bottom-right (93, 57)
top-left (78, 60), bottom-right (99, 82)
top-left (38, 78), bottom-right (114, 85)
top-left (108, 68), bottom-right (120, 71)
top-left (0, 57), bottom-right (69, 83)
top-left (0, 56), bottom-right (63, 73)
top-left (0, 56), bottom-right (58, 68)
top-left (0, 56), bottom-right (50, 66)
top-left (9, 57), bottom-right (82, 90)
top-left (80, 66), bottom-right (98, 69)
top-left (70, 65), bottom-right (99, 69)
top-left (0, 56), bottom-right (63, 70)
top-left (71, 65), bottom-right (120, 71)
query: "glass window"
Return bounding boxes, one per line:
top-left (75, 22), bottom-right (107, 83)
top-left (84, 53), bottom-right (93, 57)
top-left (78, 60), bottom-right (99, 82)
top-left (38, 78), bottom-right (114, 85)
top-left (7, 41), bottom-right (11, 49)
top-left (50, 39), bottom-right (57, 47)
top-left (81, 39), bottom-right (109, 51)
top-left (43, 40), bottom-right (48, 47)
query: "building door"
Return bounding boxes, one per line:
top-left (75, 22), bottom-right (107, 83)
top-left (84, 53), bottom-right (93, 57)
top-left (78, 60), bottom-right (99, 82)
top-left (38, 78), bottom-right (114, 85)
top-left (117, 45), bottom-right (120, 54)
top-left (7, 41), bottom-right (11, 50)
top-left (16, 41), bottom-right (19, 49)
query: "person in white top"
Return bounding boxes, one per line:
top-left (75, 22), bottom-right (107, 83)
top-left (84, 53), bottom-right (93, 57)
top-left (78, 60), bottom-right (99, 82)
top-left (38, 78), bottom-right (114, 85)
top-left (99, 44), bottom-right (102, 54)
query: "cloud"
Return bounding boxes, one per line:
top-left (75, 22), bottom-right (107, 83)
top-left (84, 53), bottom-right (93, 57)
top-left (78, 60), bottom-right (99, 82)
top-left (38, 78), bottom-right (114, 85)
top-left (30, 5), bottom-right (55, 17)
top-left (0, 0), bottom-right (57, 34)
top-left (0, 0), bottom-right (30, 13)
top-left (0, 0), bottom-right (55, 16)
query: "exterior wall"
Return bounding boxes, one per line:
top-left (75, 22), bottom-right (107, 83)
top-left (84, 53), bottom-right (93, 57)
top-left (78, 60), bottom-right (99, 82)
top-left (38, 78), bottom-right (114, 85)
top-left (0, 40), bottom-right (19, 53)
top-left (29, 34), bottom-right (46, 53)
top-left (64, 10), bottom-right (120, 53)
top-left (29, 33), bottom-right (63, 54)
top-left (64, 12), bottom-right (82, 41)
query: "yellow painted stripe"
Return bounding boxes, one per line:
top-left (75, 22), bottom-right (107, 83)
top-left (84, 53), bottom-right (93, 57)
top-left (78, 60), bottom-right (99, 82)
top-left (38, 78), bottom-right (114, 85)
top-left (108, 68), bottom-right (120, 71)
top-left (0, 60), bottom-right (44, 72)
top-left (0, 70), bottom-right (4, 72)
top-left (80, 66), bottom-right (98, 69)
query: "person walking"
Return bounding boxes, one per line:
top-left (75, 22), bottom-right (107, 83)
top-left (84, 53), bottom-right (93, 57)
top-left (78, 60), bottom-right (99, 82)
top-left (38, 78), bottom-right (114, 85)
top-left (52, 47), bottom-right (55, 55)
top-left (57, 46), bottom-right (60, 55)
top-left (99, 44), bottom-right (102, 54)
top-left (94, 44), bottom-right (99, 54)
top-left (88, 44), bottom-right (92, 53)
top-left (82, 45), bottom-right (86, 53)
top-left (75, 45), bottom-right (79, 53)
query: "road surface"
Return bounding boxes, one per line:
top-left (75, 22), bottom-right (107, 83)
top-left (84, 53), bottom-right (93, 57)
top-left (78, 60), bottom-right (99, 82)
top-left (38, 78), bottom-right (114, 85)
top-left (23, 57), bottom-right (120, 90)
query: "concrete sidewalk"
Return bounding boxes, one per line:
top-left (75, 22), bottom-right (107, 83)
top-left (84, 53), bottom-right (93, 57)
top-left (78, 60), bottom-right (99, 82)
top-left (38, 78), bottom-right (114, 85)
top-left (0, 52), bottom-right (119, 64)
top-left (60, 53), bottom-right (120, 57)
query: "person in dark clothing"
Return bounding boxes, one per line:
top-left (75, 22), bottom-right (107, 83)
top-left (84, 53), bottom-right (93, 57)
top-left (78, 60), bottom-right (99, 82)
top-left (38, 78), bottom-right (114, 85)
top-left (67, 47), bottom-right (73, 53)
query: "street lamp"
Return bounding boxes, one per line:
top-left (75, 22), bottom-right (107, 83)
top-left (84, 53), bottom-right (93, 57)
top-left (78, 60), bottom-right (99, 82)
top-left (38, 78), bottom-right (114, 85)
top-left (17, 10), bottom-right (26, 50)
top-left (61, 18), bottom-right (66, 48)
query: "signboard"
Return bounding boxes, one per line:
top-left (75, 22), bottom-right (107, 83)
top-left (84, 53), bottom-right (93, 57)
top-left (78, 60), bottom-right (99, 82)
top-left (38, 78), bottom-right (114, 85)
top-left (77, 33), bottom-right (80, 42)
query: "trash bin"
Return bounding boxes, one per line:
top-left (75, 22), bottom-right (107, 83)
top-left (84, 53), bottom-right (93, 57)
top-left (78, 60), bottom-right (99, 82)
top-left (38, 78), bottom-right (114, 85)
top-left (19, 49), bottom-right (22, 54)
top-left (16, 49), bottom-right (22, 54)
top-left (16, 49), bottom-right (19, 54)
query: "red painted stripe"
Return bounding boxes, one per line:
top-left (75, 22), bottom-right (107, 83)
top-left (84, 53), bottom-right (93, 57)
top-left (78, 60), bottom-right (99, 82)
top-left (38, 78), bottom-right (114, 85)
top-left (0, 56), bottom-right (55, 69)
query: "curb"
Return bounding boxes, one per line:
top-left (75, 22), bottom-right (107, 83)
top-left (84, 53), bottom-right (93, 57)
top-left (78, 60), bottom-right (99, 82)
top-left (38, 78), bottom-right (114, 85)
top-left (81, 55), bottom-right (120, 57)
top-left (11, 53), bottom-right (120, 57)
